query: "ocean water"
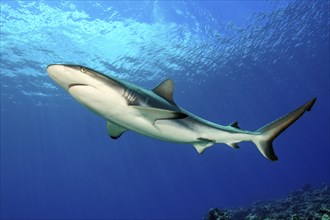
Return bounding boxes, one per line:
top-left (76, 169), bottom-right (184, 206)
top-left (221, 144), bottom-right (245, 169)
top-left (0, 1), bottom-right (329, 219)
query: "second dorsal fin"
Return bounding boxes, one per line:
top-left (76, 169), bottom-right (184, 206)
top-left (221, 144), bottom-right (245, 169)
top-left (229, 121), bottom-right (241, 129)
top-left (152, 79), bottom-right (175, 104)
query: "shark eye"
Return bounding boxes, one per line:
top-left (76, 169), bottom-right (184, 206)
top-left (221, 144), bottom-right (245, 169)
top-left (80, 67), bottom-right (86, 73)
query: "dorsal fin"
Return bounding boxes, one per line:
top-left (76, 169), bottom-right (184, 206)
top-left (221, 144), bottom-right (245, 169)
top-left (229, 121), bottom-right (241, 129)
top-left (152, 79), bottom-right (175, 104)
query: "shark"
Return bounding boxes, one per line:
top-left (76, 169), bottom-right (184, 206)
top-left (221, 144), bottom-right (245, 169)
top-left (47, 64), bottom-right (316, 161)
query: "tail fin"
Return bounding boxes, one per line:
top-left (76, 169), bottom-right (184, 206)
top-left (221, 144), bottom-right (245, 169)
top-left (252, 98), bottom-right (316, 161)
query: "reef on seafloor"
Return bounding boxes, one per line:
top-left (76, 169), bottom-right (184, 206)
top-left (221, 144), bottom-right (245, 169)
top-left (205, 184), bottom-right (330, 220)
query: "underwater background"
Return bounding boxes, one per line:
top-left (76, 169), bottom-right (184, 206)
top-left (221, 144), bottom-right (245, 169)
top-left (1, 1), bottom-right (329, 219)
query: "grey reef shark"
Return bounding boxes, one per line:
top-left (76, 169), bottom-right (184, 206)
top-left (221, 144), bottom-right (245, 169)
top-left (47, 64), bottom-right (316, 161)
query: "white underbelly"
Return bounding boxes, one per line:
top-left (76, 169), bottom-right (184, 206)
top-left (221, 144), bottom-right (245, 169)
top-left (68, 85), bottom-right (201, 143)
top-left (113, 114), bottom-right (199, 143)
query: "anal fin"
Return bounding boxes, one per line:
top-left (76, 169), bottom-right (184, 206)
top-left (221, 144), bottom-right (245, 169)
top-left (228, 143), bottom-right (240, 149)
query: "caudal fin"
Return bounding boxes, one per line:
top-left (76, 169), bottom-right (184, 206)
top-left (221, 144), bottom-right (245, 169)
top-left (252, 98), bottom-right (316, 161)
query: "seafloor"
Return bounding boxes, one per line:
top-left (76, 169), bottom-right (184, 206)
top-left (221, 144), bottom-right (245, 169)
top-left (205, 184), bottom-right (330, 220)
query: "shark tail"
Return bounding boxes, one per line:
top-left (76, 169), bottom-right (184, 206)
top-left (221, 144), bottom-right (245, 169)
top-left (252, 98), bottom-right (316, 161)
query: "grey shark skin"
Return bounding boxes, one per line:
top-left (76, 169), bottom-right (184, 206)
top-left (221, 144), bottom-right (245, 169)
top-left (47, 64), bottom-right (316, 161)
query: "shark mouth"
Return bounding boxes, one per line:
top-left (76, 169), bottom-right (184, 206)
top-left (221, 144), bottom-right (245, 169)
top-left (68, 83), bottom-right (89, 89)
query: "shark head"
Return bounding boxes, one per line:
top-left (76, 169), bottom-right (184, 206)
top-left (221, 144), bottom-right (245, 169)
top-left (46, 64), bottom-right (122, 92)
top-left (47, 64), bottom-right (127, 117)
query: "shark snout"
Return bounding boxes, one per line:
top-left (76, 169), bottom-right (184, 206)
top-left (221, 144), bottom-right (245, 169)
top-left (47, 64), bottom-right (74, 91)
top-left (47, 64), bottom-right (123, 94)
top-left (47, 64), bottom-right (66, 77)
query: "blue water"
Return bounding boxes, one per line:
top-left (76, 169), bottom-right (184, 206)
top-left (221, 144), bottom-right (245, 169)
top-left (1, 1), bottom-right (329, 219)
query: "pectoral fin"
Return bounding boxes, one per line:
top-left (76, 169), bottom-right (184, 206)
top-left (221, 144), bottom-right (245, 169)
top-left (107, 121), bottom-right (127, 139)
top-left (132, 106), bottom-right (187, 123)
